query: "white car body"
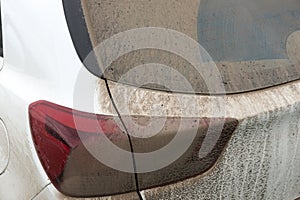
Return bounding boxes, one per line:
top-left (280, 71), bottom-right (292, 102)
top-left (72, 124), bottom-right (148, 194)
top-left (0, 0), bottom-right (120, 199)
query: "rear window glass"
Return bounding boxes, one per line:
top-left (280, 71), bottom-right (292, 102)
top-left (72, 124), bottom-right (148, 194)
top-left (63, 0), bottom-right (300, 94)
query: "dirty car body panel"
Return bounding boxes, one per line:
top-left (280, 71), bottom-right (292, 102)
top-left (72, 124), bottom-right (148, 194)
top-left (0, 0), bottom-right (299, 200)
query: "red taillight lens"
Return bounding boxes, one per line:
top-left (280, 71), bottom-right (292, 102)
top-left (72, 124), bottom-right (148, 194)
top-left (29, 101), bottom-right (136, 197)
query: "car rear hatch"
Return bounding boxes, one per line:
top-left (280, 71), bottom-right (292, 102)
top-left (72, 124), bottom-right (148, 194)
top-left (65, 0), bottom-right (300, 94)
top-left (58, 0), bottom-right (300, 198)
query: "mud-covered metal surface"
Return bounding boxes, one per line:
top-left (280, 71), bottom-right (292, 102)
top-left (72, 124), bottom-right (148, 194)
top-left (105, 79), bottom-right (300, 120)
top-left (62, 0), bottom-right (300, 93)
top-left (105, 79), bottom-right (300, 199)
top-left (140, 105), bottom-right (300, 200)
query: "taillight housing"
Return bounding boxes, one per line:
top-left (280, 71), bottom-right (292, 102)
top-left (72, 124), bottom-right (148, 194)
top-left (29, 100), bottom-right (239, 197)
top-left (29, 101), bottom-right (136, 197)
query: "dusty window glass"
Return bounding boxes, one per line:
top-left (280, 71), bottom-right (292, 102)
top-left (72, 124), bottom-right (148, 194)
top-left (63, 0), bottom-right (300, 94)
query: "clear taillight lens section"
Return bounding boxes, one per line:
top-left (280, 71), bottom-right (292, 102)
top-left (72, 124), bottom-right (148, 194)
top-left (124, 116), bottom-right (239, 190)
top-left (29, 101), bottom-right (136, 197)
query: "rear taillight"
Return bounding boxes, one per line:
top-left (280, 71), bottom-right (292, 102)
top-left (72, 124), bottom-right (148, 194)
top-left (29, 101), bottom-right (136, 197)
top-left (29, 100), bottom-right (239, 197)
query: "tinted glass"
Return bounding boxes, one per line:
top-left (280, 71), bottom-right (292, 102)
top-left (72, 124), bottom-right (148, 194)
top-left (64, 0), bottom-right (300, 94)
